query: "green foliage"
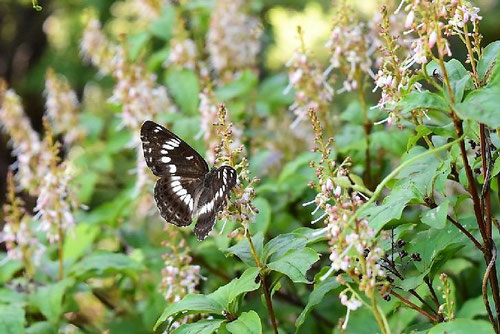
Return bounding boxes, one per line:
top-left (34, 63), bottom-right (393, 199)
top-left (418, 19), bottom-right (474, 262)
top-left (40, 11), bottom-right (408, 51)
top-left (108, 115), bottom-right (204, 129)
top-left (1, 1), bottom-right (500, 334)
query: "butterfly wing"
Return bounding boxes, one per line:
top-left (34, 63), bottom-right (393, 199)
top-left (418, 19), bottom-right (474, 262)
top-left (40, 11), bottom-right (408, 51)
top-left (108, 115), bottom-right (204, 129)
top-left (194, 166), bottom-right (238, 240)
top-left (141, 120), bottom-right (209, 177)
top-left (141, 120), bottom-right (209, 226)
top-left (154, 176), bottom-right (202, 226)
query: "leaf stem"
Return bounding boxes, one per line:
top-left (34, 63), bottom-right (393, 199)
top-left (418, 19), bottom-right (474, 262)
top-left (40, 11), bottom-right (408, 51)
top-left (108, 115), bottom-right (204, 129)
top-left (390, 290), bottom-right (440, 323)
top-left (246, 233), bottom-right (278, 334)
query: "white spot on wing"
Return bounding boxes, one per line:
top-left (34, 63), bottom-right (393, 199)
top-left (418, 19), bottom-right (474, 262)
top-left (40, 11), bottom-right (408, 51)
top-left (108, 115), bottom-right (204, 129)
top-left (163, 144), bottom-right (174, 150)
top-left (186, 156), bottom-right (194, 160)
top-left (171, 180), bottom-right (181, 188)
top-left (169, 165), bottom-right (177, 173)
top-left (161, 156), bottom-right (171, 163)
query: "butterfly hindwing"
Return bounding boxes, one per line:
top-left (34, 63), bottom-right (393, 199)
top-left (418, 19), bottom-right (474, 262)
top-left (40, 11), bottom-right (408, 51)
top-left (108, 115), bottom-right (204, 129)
top-left (154, 176), bottom-right (203, 227)
top-left (194, 166), bottom-right (238, 240)
top-left (141, 120), bottom-right (208, 177)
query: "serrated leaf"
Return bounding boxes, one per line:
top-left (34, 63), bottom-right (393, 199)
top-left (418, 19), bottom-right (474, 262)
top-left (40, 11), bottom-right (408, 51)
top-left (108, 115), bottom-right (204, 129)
top-left (398, 91), bottom-right (449, 114)
top-left (420, 200), bottom-right (449, 229)
top-left (29, 279), bottom-right (74, 324)
top-left (295, 277), bottom-right (339, 331)
top-left (173, 319), bottom-right (225, 334)
top-left (68, 251), bottom-right (143, 281)
top-left (226, 311), bottom-right (262, 334)
top-left (165, 68), bottom-right (200, 115)
top-left (267, 248), bottom-right (319, 283)
top-left (209, 267), bottom-right (260, 310)
top-left (480, 41), bottom-right (500, 87)
top-left (262, 233), bottom-right (308, 263)
top-left (226, 233), bottom-right (264, 266)
top-left (0, 304), bottom-right (24, 334)
top-left (154, 295), bottom-right (224, 330)
top-left (360, 186), bottom-right (418, 233)
top-left (428, 319), bottom-right (494, 334)
top-left (454, 87), bottom-right (500, 128)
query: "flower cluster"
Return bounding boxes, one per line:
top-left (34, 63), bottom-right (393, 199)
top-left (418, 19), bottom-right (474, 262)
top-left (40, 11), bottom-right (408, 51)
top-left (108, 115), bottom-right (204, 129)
top-left (81, 17), bottom-right (173, 131)
top-left (0, 172), bottom-right (42, 277)
top-left (160, 234), bottom-right (201, 303)
top-left (304, 109), bottom-right (386, 328)
top-left (437, 273), bottom-right (455, 321)
top-left (324, 1), bottom-right (376, 93)
top-left (81, 16), bottom-right (175, 199)
top-left (212, 105), bottom-right (258, 236)
top-left (207, 0), bottom-right (262, 82)
top-left (0, 81), bottom-right (42, 194)
top-left (34, 119), bottom-right (78, 244)
top-left (285, 43), bottom-right (332, 129)
top-left (45, 68), bottom-right (83, 147)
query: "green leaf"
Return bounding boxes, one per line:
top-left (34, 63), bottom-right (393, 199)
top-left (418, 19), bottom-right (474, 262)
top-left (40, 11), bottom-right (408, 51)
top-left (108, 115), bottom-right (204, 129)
top-left (360, 186), bottom-right (418, 233)
top-left (68, 251), bottom-right (143, 281)
top-left (428, 319), bottom-right (494, 334)
top-left (420, 200), bottom-right (449, 229)
top-left (215, 70), bottom-right (258, 101)
top-left (29, 279), bottom-right (74, 324)
top-left (0, 256), bottom-right (22, 284)
top-left (249, 197), bottom-right (271, 235)
top-left (478, 41), bottom-right (500, 86)
top-left (0, 304), bottom-right (24, 334)
top-left (226, 233), bottom-right (264, 266)
top-left (63, 223), bottom-right (99, 263)
top-left (25, 322), bottom-right (57, 334)
top-left (173, 320), bottom-right (225, 334)
top-left (407, 223), bottom-right (467, 280)
top-left (149, 6), bottom-right (175, 40)
top-left (127, 32), bottom-right (150, 61)
top-left (226, 311), bottom-right (262, 334)
top-left (262, 232), bottom-right (308, 263)
top-left (397, 91), bottom-right (449, 114)
top-left (457, 295), bottom-right (487, 319)
top-left (267, 248), bottom-right (319, 283)
top-left (0, 288), bottom-right (25, 306)
top-left (165, 68), bottom-right (200, 115)
top-left (295, 277), bottom-right (339, 331)
top-left (427, 59), bottom-right (472, 102)
top-left (209, 267), bottom-right (260, 310)
top-left (407, 125), bottom-right (432, 151)
top-left (493, 156), bottom-right (500, 178)
top-left (154, 295), bottom-right (224, 331)
top-left (454, 87), bottom-right (500, 128)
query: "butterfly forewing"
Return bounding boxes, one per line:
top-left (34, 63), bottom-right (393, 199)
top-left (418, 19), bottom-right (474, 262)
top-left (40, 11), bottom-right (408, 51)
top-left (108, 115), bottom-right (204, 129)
top-left (194, 166), bottom-right (238, 240)
top-left (141, 120), bottom-right (208, 177)
top-left (141, 120), bottom-right (238, 240)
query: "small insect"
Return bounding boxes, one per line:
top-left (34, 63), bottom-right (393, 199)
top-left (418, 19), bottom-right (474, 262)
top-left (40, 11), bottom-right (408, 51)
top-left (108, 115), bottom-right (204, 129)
top-left (140, 120), bottom-right (237, 240)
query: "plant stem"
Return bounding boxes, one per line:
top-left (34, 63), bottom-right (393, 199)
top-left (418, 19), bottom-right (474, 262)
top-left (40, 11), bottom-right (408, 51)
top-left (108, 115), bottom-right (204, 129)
top-left (370, 291), bottom-right (390, 334)
top-left (58, 224), bottom-right (64, 280)
top-left (424, 277), bottom-right (441, 311)
top-left (390, 290), bottom-right (440, 323)
top-left (483, 242), bottom-right (498, 333)
top-left (246, 233), bottom-right (278, 334)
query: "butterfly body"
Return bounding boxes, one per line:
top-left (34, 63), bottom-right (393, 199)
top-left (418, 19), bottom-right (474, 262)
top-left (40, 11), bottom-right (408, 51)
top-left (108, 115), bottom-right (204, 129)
top-left (141, 120), bottom-right (237, 240)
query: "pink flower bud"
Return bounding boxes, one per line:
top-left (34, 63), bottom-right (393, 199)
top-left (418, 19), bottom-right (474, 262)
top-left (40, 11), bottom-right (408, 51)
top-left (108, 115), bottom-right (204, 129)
top-left (429, 31), bottom-right (437, 49)
top-left (405, 11), bottom-right (415, 28)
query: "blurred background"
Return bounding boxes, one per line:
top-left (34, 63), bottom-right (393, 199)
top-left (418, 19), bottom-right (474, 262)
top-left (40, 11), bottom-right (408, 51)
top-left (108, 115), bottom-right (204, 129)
top-left (2, 0), bottom-right (499, 207)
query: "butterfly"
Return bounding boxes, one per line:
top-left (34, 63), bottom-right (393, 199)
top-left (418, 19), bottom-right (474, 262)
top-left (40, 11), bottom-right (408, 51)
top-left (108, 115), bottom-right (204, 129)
top-left (140, 120), bottom-right (238, 240)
